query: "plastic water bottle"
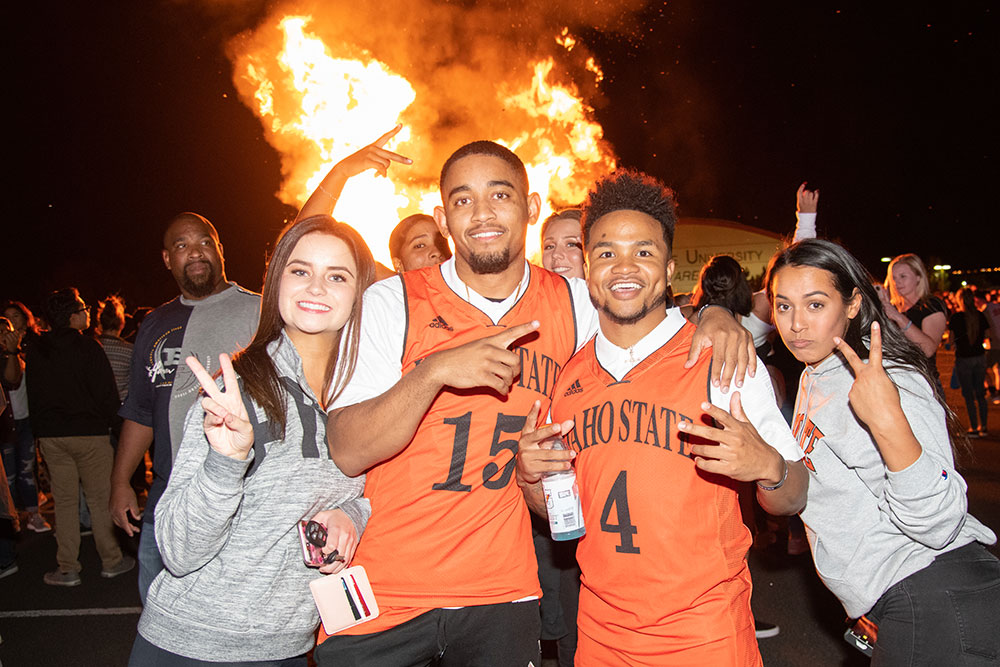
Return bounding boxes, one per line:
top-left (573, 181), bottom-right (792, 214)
top-left (541, 437), bottom-right (586, 541)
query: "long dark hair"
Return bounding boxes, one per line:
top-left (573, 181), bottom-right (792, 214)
top-left (2, 301), bottom-right (39, 335)
top-left (232, 215), bottom-right (375, 436)
top-left (765, 239), bottom-right (965, 453)
top-left (693, 255), bottom-right (752, 316)
top-left (957, 289), bottom-right (982, 346)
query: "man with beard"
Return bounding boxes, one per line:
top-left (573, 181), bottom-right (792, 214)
top-left (516, 170), bottom-right (807, 665)
top-left (314, 143), bottom-right (754, 666)
top-left (109, 213), bottom-right (259, 603)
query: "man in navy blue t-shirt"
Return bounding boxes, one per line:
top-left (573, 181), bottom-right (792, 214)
top-left (109, 212), bottom-right (259, 603)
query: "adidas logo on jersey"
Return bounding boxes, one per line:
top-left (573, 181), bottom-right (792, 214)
top-left (429, 315), bottom-right (453, 331)
top-left (563, 379), bottom-right (583, 396)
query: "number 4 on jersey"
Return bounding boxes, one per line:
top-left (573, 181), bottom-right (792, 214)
top-left (600, 471), bottom-right (640, 554)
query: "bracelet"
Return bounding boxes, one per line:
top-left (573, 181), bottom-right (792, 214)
top-left (697, 303), bottom-right (733, 323)
top-left (903, 320), bottom-right (912, 332)
top-left (318, 183), bottom-right (334, 198)
top-left (757, 458), bottom-right (788, 491)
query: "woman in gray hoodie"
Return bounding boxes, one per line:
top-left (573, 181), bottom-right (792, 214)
top-left (765, 239), bottom-right (998, 666)
top-left (129, 216), bottom-right (376, 666)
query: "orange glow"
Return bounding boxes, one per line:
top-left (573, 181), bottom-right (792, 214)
top-left (232, 15), bottom-right (614, 266)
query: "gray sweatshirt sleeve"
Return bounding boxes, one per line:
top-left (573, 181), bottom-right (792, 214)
top-left (155, 400), bottom-right (253, 576)
top-left (335, 496), bottom-right (371, 538)
top-left (879, 371), bottom-right (968, 549)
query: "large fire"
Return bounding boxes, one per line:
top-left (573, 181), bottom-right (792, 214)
top-left (231, 14), bottom-right (615, 266)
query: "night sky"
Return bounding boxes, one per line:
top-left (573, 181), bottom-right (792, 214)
top-left (7, 0), bottom-right (996, 313)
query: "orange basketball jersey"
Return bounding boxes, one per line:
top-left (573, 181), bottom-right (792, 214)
top-left (333, 264), bottom-right (577, 636)
top-left (551, 324), bottom-right (760, 666)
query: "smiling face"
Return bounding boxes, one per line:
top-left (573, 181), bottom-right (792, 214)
top-left (434, 154), bottom-right (539, 277)
top-left (278, 232), bottom-right (358, 344)
top-left (161, 217), bottom-right (226, 300)
top-left (586, 209), bottom-right (675, 346)
top-left (394, 218), bottom-right (449, 273)
top-left (542, 216), bottom-right (585, 279)
top-left (771, 265), bottom-right (862, 365)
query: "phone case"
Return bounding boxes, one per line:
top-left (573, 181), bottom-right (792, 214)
top-left (309, 565), bottom-right (380, 634)
top-left (297, 520), bottom-right (326, 567)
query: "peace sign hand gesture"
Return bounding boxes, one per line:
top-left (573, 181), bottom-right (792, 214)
top-left (834, 322), bottom-right (900, 431)
top-left (186, 353), bottom-right (254, 460)
top-left (336, 124), bottom-right (413, 179)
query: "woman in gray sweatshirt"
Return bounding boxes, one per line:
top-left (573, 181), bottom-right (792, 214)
top-left (129, 216), bottom-right (376, 666)
top-left (766, 239), bottom-right (998, 666)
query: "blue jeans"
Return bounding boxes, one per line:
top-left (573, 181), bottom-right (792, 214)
top-left (138, 520), bottom-right (165, 605)
top-left (867, 542), bottom-right (1000, 666)
top-left (1, 418), bottom-right (39, 511)
top-left (954, 355), bottom-right (988, 431)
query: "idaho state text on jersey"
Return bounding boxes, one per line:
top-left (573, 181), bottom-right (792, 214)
top-left (413, 345), bottom-right (564, 400)
top-left (561, 397), bottom-right (696, 455)
top-left (513, 346), bottom-right (563, 398)
top-left (790, 412), bottom-right (822, 473)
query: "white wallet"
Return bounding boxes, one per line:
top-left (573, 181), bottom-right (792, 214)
top-left (309, 565), bottom-right (380, 634)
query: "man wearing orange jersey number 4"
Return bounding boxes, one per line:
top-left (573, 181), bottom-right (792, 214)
top-left (517, 170), bottom-right (808, 667)
top-left (315, 143), bottom-right (756, 667)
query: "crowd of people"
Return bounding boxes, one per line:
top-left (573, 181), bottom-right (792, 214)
top-left (2, 131), bottom-right (999, 666)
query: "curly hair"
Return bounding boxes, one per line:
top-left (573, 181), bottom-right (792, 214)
top-left (581, 169), bottom-right (677, 250)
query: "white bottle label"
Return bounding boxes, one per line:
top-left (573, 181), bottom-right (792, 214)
top-left (543, 474), bottom-right (584, 535)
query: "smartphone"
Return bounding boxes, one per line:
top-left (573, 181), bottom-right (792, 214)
top-left (843, 616), bottom-right (877, 657)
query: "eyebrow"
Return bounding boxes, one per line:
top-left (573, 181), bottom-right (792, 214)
top-left (446, 179), bottom-right (517, 200)
top-left (287, 258), bottom-right (355, 277)
top-left (172, 234), bottom-right (212, 245)
top-left (590, 239), bottom-right (656, 248)
top-left (774, 290), bottom-right (829, 299)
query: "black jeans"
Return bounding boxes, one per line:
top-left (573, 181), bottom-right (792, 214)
top-left (867, 542), bottom-right (1000, 666)
top-left (314, 600), bottom-right (541, 667)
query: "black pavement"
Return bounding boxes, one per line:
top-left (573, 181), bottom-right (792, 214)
top-left (2, 348), bottom-right (998, 667)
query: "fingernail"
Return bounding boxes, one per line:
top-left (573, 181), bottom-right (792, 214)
top-left (701, 402), bottom-right (711, 410)
top-left (678, 421), bottom-right (688, 430)
top-left (736, 380), bottom-right (743, 388)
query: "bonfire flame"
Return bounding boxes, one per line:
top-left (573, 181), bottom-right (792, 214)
top-left (232, 16), bottom-right (614, 265)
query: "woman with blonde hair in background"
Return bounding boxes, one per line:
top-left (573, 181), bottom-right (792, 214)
top-left (881, 254), bottom-right (947, 375)
top-left (541, 209), bottom-right (585, 280)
